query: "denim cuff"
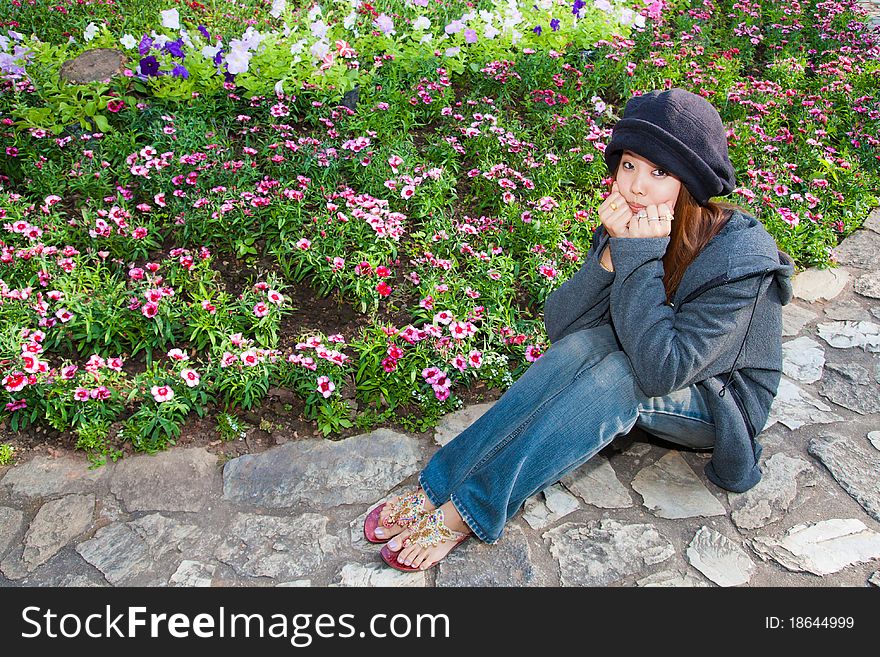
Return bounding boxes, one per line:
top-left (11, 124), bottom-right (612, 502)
top-left (450, 492), bottom-right (497, 545)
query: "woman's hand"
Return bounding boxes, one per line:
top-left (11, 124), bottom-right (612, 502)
top-left (627, 202), bottom-right (674, 239)
top-left (598, 182), bottom-right (631, 238)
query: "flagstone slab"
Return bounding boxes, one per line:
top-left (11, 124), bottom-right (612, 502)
top-left (817, 364), bottom-right (880, 414)
top-left (110, 448), bottom-right (221, 513)
top-left (808, 434), bottom-right (880, 522)
top-left (0, 507), bottom-right (24, 560)
top-left (336, 563), bottom-right (425, 587)
top-left (1, 454), bottom-right (109, 498)
top-left (765, 378), bottom-right (843, 431)
top-left (433, 403), bottom-right (494, 446)
top-left (223, 430), bottom-right (422, 509)
top-left (824, 299), bottom-right (872, 321)
top-left (782, 336), bottom-right (825, 383)
top-left (686, 526), bottom-right (755, 587)
top-left (169, 560), bottom-right (216, 587)
top-left (782, 303), bottom-right (819, 337)
top-left (20, 494), bottom-right (95, 573)
top-left (750, 519), bottom-right (880, 576)
top-left (833, 229), bottom-right (880, 269)
top-left (791, 267), bottom-right (850, 302)
top-left (854, 271), bottom-right (880, 299)
top-left (437, 524), bottom-right (550, 586)
top-left (816, 320), bottom-right (880, 351)
top-left (631, 452), bottom-right (725, 519)
top-left (523, 484), bottom-right (581, 530)
top-left (637, 570), bottom-right (710, 587)
top-left (728, 454), bottom-right (815, 530)
top-left (544, 520), bottom-right (674, 587)
top-left (561, 454), bottom-right (632, 509)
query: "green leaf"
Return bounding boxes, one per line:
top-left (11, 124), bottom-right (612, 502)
top-left (93, 114), bottom-right (110, 132)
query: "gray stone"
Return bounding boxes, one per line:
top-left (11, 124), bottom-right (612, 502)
top-left (0, 507), bottom-right (24, 559)
top-left (765, 378), bottom-right (843, 431)
top-left (169, 560), bottom-right (216, 587)
top-left (215, 512), bottom-right (341, 581)
top-left (824, 299), bottom-right (872, 322)
top-left (59, 48), bottom-right (127, 83)
top-left (336, 563), bottom-right (425, 587)
top-left (77, 514), bottom-right (217, 586)
top-left (631, 452), bottom-right (726, 519)
top-left (686, 526), bottom-right (756, 586)
top-left (729, 454), bottom-right (814, 530)
top-left (434, 403), bottom-right (494, 446)
top-left (817, 320), bottom-right (880, 352)
top-left (791, 267), bottom-right (850, 302)
top-left (437, 524), bottom-right (549, 586)
top-left (750, 519), bottom-right (880, 575)
top-left (637, 570), bottom-right (711, 587)
top-left (223, 430), bottom-right (421, 509)
top-left (544, 520), bottom-right (675, 586)
top-left (110, 448), bottom-right (221, 513)
top-left (832, 230), bottom-right (880, 269)
top-left (560, 454), bottom-right (632, 509)
top-left (825, 361), bottom-right (871, 384)
top-left (854, 271), bottom-right (880, 299)
top-left (19, 494), bottom-right (95, 573)
top-left (18, 549), bottom-right (108, 587)
top-left (864, 208), bottom-right (880, 234)
top-left (1, 454), bottom-right (109, 498)
top-left (808, 435), bottom-right (880, 521)
top-left (869, 571), bottom-right (880, 587)
top-left (868, 431), bottom-right (880, 451)
top-left (523, 484), bottom-right (580, 530)
top-left (276, 580), bottom-right (312, 587)
top-left (782, 336), bottom-right (825, 383)
top-left (817, 367), bottom-right (880, 415)
top-left (782, 303), bottom-right (819, 337)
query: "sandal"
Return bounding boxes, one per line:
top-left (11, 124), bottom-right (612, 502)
top-left (363, 490), bottom-right (427, 544)
top-left (380, 508), bottom-right (470, 572)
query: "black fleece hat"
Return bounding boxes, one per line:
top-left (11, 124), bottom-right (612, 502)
top-left (604, 89), bottom-right (736, 206)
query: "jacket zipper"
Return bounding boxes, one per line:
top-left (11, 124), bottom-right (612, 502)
top-left (728, 384), bottom-right (756, 440)
top-left (677, 267), bottom-right (774, 307)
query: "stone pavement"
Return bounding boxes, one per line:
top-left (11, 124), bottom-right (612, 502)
top-left (3, 212), bottom-right (880, 588)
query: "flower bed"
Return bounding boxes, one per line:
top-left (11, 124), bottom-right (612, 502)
top-left (0, 0), bottom-right (878, 464)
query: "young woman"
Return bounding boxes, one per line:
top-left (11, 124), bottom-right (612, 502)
top-left (363, 88), bottom-right (794, 572)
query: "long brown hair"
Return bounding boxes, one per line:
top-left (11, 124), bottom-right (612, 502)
top-left (662, 185), bottom-right (734, 303)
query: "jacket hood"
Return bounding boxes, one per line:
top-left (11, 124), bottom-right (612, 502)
top-left (674, 211), bottom-right (794, 306)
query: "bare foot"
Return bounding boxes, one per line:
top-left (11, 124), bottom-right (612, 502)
top-left (373, 489), bottom-right (435, 540)
top-left (386, 501), bottom-right (471, 570)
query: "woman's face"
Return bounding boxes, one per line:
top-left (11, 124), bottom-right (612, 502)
top-left (614, 150), bottom-right (682, 215)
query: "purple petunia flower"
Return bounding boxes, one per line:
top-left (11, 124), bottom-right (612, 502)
top-left (171, 64), bottom-right (189, 78)
top-left (165, 39), bottom-right (185, 59)
top-left (138, 35), bottom-right (153, 55)
top-left (572, 0), bottom-right (585, 16)
top-left (464, 29), bottom-right (477, 44)
top-left (198, 25), bottom-right (211, 40)
top-left (533, 25), bottom-right (542, 35)
top-left (551, 18), bottom-right (560, 31)
top-left (139, 55), bottom-right (159, 77)
top-left (213, 49), bottom-right (224, 66)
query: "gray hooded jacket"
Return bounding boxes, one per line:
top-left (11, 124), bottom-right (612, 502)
top-left (543, 211), bottom-right (794, 492)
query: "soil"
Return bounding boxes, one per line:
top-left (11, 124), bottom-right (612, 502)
top-left (0, 252), bottom-right (507, 468)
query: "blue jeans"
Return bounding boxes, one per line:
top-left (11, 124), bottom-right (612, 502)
top-left (419, 324), bottom-right (715, 543)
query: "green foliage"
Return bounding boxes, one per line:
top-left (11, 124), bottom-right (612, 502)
top-left (0, 443), bottom-right (14, 466)
top-left (74, 418), bottom-right (123, 468)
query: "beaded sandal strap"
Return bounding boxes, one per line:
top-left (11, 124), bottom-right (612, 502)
top-left (381, 491), bottom-right (426, 529)
top-left (403, 509), bottom-right (466, 549)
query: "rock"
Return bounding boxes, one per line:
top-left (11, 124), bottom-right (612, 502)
top-left (433, 403), bottom-right (495, 446)
top-left (808, 435), bottom-right (880, 521)
top-left (782, 303), bottom-right (819, 337)
top-left (864, 208), bottom-right (880, 234)
top-left (0, 507), bottom-right (24, 559)
top-left (77, 514), bottom-right (217, 586)
top-left (854, 271), bottom-right (880, 299)
top-left (631, 452), bottom-right (726, 519)
top-left (59, 48), bottom-right (127, 83)
top-left (791, 267), bottom-right (850, 302)
top-left (18, 494), bottom-right (95, 573)
top-left (18, 550), bottom-right (108, 587)
top-left (437, 524), bottom-right (550, 586)
top-left (816, 320), bottom-right (880, 351)
top-left (276, 580), bottom-right (312, 587)
top-left (728, 454), bottom-right (814, 530)
top-left (686, 526), bottom-right (755, 586)
top-left (824, 299), bottom-right (872, 322)
top-left (339, 85), bottom-right (360, 111)
top-left (223, 429), bottom-right (422, 509)
top-left (869, 571), bottom-right (880, 587)
top-left (832, 230), bottom-right (880, 269)
top-left (215, 512), bottom-right (341, 581)
top-left (868, 431), bottom-right (880, 451)
top-left (110, 448), bottom-right (221, 513)
top-left (825, 361), bottom-right (871, 384)
top-left (750, 518), bottom-right (880, 575)
top-left (544, 520), bottom-right (674, 586)
top-left (764, 378), bottom-right (843, 430)
top-left (523, 484), bottom-right (580, 530)
top-left (817, 366), bottom-right (880, 415)
top-left (560, 454), bottom-right (632, 509)
top-left (1, 454), bottom-right (109, 498)
top-left (637, 570), bottom-right (710, 587)
top-left (169, 560), bottom-right (216, 587)
top-left (782, 336), bottom-right (825, 383)
top-left (336, 563), bottom-right (425, 587)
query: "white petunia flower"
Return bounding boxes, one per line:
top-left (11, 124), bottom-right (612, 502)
top-left (311, 20), bottom-right (329, 39)
top-left (270, 0), bottom-right (286, 18)
top-left (413, 16), bottom-right (431, 31)
top-left (310, 39), bottom-right (329, 61)
top-left (161, 8), bottom-right (180, 30)
top-left (120, 33), bottom-right (137, 49)
top-left (83, 23), bottom-right (99, 42)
